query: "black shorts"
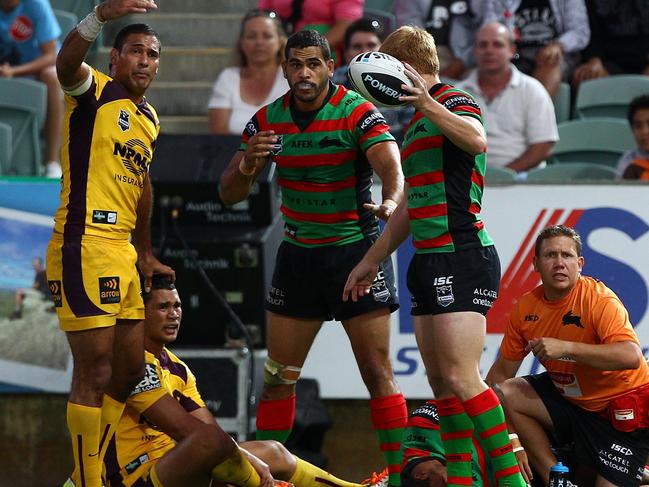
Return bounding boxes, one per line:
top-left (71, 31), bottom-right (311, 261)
top-left (265, 237), bottom-right (399, 321)
top-left (406, 245), bottom-right (500, 316)
top-left (526, 372), bottom-right (649, 486)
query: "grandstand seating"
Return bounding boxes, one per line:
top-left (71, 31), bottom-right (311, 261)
top-left (50, 0), bottom-right (96, 22)
top-left (0, 0), bottom-right (634, 184)
top-left (51, 0), bottom-right (100, 50)
top-left (364, 0), bottom-right (394, 12)
top-left (549, 118), bottom-right (635, 168)
top-left (485, 166), bottom-right (517, 184)
top-left (553, 81), bottom-right (571, 123)
top-left (0, 78), bottom-right (47, 176)
top-left (526, 162), bottom-right (618, 182)
top-left (575, 75), bottom-right (649, 119)
top-left (53, 9), bottom-right (78, 43)
top-left (0, 122), bottom-right (12, 175)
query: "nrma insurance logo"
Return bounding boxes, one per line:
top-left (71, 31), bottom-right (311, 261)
top-left (394, 207), bottom-right (649, 373)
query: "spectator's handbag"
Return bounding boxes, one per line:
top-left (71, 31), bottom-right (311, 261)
top-left (608, 383), bottom-right (649, 432)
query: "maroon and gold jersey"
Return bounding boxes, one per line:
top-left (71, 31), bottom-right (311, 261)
top-left (104, 349), bottom-right (204, 486)
top-left (54, 67), bottom-right (159, 239)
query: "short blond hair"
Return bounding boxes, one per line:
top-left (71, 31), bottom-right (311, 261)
top-left (379, 26), bottom-right (439, 76)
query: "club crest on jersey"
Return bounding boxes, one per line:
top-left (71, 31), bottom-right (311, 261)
top-left (270, 134), bottom-right (283, 156)
top-left (118, 109), bottom-right (130, 131)
top-left (436, 285), bottom-right (454, 307)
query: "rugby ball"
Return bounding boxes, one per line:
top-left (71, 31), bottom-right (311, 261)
top-left (348, 51), bottom-right (414, 107)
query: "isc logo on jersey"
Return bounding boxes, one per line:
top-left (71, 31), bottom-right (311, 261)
top-left (130, 363), bottom-right (161, 395)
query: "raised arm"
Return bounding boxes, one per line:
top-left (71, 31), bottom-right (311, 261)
top-left (400, 63), bottom-right (487, 155)
top-left (56, 0), bottom-right (157, 89)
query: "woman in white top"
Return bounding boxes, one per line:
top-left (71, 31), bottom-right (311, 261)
top-left (208, 9), bottom-right (289, 135)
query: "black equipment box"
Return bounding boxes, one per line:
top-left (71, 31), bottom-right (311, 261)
top-left (155, 214), bottom-right (284, 348)
top-left (150, 134), bottom-right (279, 227)
top-left (174, 348), bottom-right (267, 440)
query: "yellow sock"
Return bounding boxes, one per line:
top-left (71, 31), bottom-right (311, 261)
top-left (150, 464), bottom-right (166, 487)
top-left (67, 401), bottom-right (103, 487)
top-left (289, 457), bottom-right (362, 487)
top-left (211, 448), bottom-right (261, 487)
top-left (98, 394), bottom-right (125, 459)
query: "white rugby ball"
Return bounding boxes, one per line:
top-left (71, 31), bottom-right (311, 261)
top-left (348, 51), bottom-right (414, 107)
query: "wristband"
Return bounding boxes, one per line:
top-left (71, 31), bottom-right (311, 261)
top-left (508, 433), bottom-right (519, 440)
top-left (239, 159), bottom-right (255, 176)
top-left (77, 5), bottom-right (106, 42)
top-left (512, 446), bottom-right (525, 453)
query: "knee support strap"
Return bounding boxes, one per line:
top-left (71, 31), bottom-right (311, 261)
top-left (264, 357), bottom-right (302, 386)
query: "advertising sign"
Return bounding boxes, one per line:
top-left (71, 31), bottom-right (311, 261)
top-left (303, 185), bottom-right (649, 398)
top-left (0, 180), bottom-right (70, 392)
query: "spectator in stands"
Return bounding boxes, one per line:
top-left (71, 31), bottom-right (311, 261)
top-left (486, 224), bottom-right (649, 486)
top-left (9, 256), bottom-right (50, 320)
top-left (333, 17), bottom-right (383, 86)
top-left (0, 0), bottom-right (63, 177)
top-left (257, 0), bottom-right (363, 62)
top-left (333, 17), bottom-right (413, 142)
top-left (458, 22), bottom-right (558, 176)
top-left (572, 0), bottom-right (649, 87)
top-left (208, 9), bottom-right (288, 135)
top-left (395, 0), bottom-right (482, 80)
top-left (616, 95), bottom-right (649, 181)
top-left (482, 0), bottom-right (590, 98)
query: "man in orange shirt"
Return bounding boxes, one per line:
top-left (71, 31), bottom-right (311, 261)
top-left (487, 224), bottom-right (649, 487)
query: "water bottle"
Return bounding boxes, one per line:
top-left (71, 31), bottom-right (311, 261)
top-left (549, 461), bottom-right (570, 487)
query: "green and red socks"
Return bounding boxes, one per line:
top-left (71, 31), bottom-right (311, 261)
top-left (255, 395), bottom-right (295, 443)
top-left (463, 389), bottom-right (526, 486)
top-left (370, 393), bottom-right (408, 487)
top-left (437, 396), bottom-right (475, 486)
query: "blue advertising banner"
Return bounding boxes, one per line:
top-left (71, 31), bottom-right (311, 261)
top-left (0, 179), bottom-right (70, 392)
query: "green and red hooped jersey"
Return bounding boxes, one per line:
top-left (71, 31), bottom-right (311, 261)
top-left (241, 83), bottom-right (395, 248)
top-left (400, 83), bottom-right (494, 254)
top-left (402, 401), bottom-right (492, 487)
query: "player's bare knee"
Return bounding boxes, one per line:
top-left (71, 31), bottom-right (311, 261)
top-left (268, 440), bottom-right (295, 477)
top-left (498, 377), bottom-right (529, 411)
top-left (438, 367), bottom-right (474, 397)
top-left (262, 358), bottom-right (301, 399)
top-left (191, 424), bottom-right (237, 466)
top-left (266, 439), bottom-right (291, 461)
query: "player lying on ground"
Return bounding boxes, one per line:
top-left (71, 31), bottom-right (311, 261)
top-left (399, 400), bottom-right (496, 487)
top-left (102, 274), bottom-right (387, 487)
